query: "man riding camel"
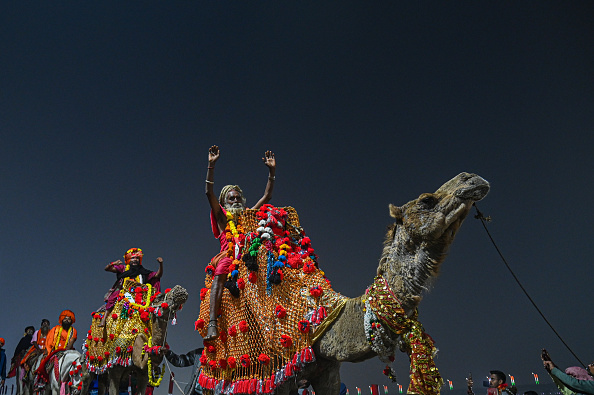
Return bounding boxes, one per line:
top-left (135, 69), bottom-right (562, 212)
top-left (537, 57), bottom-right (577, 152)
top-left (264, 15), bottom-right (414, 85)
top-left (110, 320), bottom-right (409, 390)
top-left (31, 320), bottom-right (50, 351)
top-left (11, 326), bottom-right (34, 395)
top-left (45, 311), bottom-right (77, 354)
top-left (203, 145), bottom-right (276, 340)
top-left (99, 248), bottom-right (163, 327)
top-left (19, 319), bottom-right (51, 377)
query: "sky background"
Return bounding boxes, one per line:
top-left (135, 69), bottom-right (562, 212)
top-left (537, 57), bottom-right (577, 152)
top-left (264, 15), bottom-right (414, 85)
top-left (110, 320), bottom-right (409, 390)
top-left (1, 2), bottom-right (593, 394)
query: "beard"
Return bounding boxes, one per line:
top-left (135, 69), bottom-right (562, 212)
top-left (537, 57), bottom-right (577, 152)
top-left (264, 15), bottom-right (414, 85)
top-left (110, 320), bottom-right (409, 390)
top-left (225, 204), bottom-right (245, 222)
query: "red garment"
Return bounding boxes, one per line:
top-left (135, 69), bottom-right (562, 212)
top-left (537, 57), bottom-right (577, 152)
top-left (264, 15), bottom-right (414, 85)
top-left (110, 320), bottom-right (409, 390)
top-left (211, 207), bottom-right (233, 276)
top-left (214, 233), bottom-right (233, 276)
top-left (45, 326), bottom-right (77, 355)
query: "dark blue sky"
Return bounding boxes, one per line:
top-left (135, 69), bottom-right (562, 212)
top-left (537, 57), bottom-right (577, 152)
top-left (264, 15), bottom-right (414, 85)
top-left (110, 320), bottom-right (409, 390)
top-left (2, 2), bottom-right (593, 394)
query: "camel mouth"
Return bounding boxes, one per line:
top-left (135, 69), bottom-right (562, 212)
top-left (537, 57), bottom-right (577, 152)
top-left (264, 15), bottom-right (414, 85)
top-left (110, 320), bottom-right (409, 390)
top-left (454, 179), bottom-right (490, 202)
top-left (441, 202), bottom-right (471, 239)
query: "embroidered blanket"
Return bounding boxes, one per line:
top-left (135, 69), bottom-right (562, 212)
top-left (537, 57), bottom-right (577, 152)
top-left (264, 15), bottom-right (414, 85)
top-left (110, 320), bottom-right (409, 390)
top-left (196, 206), bottom-right (347, 394)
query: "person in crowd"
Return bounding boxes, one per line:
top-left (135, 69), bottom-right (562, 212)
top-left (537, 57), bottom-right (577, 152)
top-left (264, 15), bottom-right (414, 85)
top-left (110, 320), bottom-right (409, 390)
top-left (163, 347), bottom-right (204, 395)
top-left (0, 338), bottom-right (7, 388)
top-left (542, 349), bottom-right (594, 395)
top-left (467, 370), bottom-right (516, 395)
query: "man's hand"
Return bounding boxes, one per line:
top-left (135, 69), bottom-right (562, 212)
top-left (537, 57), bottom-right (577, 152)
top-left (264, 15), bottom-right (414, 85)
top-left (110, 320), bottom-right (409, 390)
top-left (113, 260), bottom-right (123, 266)
top-left (209, 145), bottom-right (220, 165)
top-left (262, 151), bottom-right (276, 170)
top-left (156, 257), bottom-right (163, 264)
top-left (543, 360), bottom-right (555, 372)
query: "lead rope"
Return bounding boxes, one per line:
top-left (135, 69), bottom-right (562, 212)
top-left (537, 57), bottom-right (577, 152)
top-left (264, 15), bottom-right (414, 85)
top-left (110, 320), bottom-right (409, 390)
top-left (474, 203), bottom-right (586, 368)
top-left (163, 359), bottom-right (189, 395)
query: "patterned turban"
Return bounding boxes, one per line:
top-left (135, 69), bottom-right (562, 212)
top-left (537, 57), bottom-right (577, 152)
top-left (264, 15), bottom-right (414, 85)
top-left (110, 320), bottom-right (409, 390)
top-left (0, 337), bottom-right (4, 346)
top-left (59, 310), bottom-right (75, 324)
top-left (218, 185), bottom-right (246, 207)
top-left (124, 247), bottom-right (144, 265)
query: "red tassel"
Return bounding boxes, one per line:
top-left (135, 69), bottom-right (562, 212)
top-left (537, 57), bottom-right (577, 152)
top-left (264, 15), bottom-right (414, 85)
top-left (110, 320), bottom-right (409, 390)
top-left (265, 380), bottom-right (271, 393)
top-left (318, 306), bottom-right (327, 320)
top-left (249, 379), bottom-right (257, 394)
top-left (305, 348), bottom-right (313, 362)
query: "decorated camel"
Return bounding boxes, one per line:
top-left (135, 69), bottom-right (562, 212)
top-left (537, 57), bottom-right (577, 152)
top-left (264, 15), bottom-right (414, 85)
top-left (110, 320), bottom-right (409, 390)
top-left (195, 172), bottom-right (489, 395)
top-left (81, 283), bottom-right (188, 395)
top-left (27, 350), bottom-right (84, 395)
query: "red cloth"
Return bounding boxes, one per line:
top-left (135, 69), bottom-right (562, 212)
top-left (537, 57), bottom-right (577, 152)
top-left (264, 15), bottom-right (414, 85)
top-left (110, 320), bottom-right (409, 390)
top-left (211, 207), bottom-right (233, 276)
top-left (214, 233), bottom-right (233, 276)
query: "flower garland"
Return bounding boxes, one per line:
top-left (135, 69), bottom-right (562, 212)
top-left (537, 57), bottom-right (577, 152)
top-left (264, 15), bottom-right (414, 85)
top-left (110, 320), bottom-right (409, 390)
top-left (146, 333), bottom-right (165, 387)
top-left (50, 326), bottom-right (74, 352)
top-left (122, 283), bottom-right (153, 309)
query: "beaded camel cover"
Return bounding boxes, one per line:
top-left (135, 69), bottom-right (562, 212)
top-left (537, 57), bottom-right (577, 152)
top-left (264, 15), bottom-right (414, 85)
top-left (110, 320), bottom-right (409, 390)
top-left (84, 279), bottom-right (163, 374)
top-left (196, 205), bottom-right (347, 393)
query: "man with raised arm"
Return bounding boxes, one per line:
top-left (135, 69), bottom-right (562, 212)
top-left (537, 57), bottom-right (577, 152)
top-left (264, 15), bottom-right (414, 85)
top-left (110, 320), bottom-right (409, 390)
top-left (203, 145), bottom-right (276, 340)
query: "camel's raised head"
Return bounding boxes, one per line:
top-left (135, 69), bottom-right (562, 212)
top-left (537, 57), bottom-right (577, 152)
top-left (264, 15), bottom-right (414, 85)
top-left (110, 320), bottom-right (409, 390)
top-left (152, 285), bottom-right (188, 316)
top-left (380, 173), bottom-right (489, 302)
top-left (389, 172), bottom-right (489, 242)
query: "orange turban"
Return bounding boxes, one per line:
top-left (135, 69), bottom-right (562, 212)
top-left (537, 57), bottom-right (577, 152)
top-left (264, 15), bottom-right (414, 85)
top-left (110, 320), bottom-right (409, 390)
top-left (59, 310), bottom-right (75, 324)
top-left (124, 247), bottom-right (143, 265)
top-left (0, 337), bottom-right (4, 346)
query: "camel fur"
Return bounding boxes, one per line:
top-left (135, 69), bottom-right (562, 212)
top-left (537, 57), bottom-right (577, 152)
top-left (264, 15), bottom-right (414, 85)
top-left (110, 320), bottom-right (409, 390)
top-left (273, 172), bottom-right (490, 395)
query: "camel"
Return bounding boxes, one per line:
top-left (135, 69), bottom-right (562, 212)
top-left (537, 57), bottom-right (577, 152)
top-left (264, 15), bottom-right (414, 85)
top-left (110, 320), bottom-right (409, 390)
top-left (271, 172), bottom-right (490, 395)
top-left (81, 284), bottom-right (188, 395)
top-left (26, 350), bottom-right (84, 395)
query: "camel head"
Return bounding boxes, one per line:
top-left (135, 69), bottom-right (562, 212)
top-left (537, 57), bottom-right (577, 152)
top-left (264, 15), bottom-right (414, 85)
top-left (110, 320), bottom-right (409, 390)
top-left (378, 172), bottom-right (489, 310)
top-left (151, 285), bottom-right (189, 319)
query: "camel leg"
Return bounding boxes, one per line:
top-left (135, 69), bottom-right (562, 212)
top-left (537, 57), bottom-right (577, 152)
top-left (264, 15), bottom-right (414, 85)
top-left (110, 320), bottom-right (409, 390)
top-left (204, 274), bottom-right (225, 341)
top-left (135, 373), bottom-right (149, 395)
top-left (107, 367), bottom-right (123, 395)
top-left (97, 374), bottom-right (108, 395)
top-left (80, 369), bottom-right (95, 395)
top-left (308, 359), bottom-right (342, 395)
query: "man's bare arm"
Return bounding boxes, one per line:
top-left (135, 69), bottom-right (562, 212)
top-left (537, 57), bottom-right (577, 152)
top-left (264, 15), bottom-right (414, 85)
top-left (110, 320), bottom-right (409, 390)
top-left (252, 150), bottom-right (276, 209)
top-left (154, 257), bottom-right (164, 279)
top-left (104, 260), bottom-right (122, 273)
top-left (206, 145), bottom-right (227, 233)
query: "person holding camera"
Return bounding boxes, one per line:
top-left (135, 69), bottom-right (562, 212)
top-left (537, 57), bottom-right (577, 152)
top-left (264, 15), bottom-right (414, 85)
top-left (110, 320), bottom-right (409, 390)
top-left (541, 349), bottom-right (594, 395)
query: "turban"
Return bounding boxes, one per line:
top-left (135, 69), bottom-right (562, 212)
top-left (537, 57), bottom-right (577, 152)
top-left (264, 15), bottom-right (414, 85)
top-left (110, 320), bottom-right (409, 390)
top-left (124, 247), bottom-right (144, 265)
top-left (0, 337), bottom-right (4, 346)
top-left (218, 185), bottom-right (246, 207)
top-left (59, 310), bottom-right (76, 324)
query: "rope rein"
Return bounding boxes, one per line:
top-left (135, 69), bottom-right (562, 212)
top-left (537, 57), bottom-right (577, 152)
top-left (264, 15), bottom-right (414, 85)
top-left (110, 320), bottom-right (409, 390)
top-left (473, 203), bottom-right (586, 368)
